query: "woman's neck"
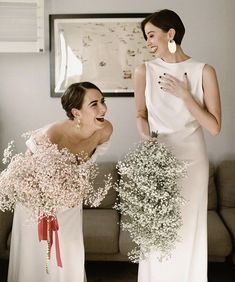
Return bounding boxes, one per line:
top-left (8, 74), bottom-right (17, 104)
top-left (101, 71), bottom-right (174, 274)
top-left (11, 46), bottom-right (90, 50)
top-left (160, 47), bottom-right (190, 63)
top-left (64, 119), bottom-right (96, 143)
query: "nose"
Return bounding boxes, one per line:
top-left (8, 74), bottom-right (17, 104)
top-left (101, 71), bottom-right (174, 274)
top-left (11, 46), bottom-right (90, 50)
top-left (146, 37), bottom-right (151, 46)
top-left (100, 102), bottom-right (107, 114)
top-left (146, 38), bottom-right (152, 48)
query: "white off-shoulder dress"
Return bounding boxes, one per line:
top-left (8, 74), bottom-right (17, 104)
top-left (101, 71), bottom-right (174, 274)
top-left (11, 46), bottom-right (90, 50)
top-left (7, 127), bottom-right (109, 282)
top-left (138, 58), bottom-right (209, 282)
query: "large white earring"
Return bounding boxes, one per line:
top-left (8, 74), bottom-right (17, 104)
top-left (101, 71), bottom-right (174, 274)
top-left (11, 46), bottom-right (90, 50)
top-left (168, 39), bottom-right (176, 54)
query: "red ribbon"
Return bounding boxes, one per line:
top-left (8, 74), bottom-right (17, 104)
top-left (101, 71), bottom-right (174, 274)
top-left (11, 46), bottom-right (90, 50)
top-left (38, 216), bottom-right (63, 267)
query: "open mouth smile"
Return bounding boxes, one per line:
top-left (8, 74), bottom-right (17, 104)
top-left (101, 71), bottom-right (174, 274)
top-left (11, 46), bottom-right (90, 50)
top-left (151, 47), bottom-right (158, 53)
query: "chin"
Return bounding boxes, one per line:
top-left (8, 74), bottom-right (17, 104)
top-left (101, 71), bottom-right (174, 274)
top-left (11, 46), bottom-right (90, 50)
top-left (153, 52), bottom-right (161, 58)
top-left (97, 123), bottom-right (105, 129)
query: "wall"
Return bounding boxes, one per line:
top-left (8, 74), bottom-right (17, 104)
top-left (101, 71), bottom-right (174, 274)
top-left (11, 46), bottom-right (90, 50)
top-left (0, 0), bottom-right (234, 168)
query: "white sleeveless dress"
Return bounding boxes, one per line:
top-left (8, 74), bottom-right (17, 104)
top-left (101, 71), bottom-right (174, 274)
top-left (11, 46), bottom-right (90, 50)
top-left (7, 127), bottom-right (109, 282)
top-left (138, 58), bottom-right (209, 282)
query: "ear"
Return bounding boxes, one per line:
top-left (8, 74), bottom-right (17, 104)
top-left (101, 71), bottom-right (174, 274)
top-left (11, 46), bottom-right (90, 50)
top-left (167, 28), bottom-right (176, 40)
top-left (71, 108), bottom-right (81, 118)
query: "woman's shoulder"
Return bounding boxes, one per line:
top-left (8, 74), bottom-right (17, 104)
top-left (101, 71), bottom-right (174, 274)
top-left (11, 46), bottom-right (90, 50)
top-left (46, 121), bottom-right (65, 144)
top-left (135, 63), bottom-right (146, 75)
top-left (134, 58), bottom-right (157, 77)
top-left (25, 122), bottom-right (62, 152)
top-left (134, 63), bottom-right (147, 85)
top-left (202, 63), bottom-right (216, 74)
top-left (202, 64), bottom-right (218, 83)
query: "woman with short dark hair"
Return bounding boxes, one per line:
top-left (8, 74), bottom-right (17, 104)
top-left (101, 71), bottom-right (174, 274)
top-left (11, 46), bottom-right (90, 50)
top-left (134, 9), bottom-right (221, 282)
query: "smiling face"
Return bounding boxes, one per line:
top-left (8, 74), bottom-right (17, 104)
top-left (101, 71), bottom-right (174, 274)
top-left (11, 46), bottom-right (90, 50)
top-left (72, 88), bottom-right (107, 131)
top-left (144, 22), bottom-right (174, 57)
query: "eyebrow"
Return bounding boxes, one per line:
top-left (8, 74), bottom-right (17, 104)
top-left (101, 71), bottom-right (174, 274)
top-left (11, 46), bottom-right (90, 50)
top-left (146, 31), bottom-right (154, 35)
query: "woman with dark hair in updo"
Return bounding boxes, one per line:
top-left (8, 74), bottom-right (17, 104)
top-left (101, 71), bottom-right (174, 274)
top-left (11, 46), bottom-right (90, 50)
top-left (8, 82), bottom-right (112, 282)
top-left (134, 9), bottom-right (221, 282)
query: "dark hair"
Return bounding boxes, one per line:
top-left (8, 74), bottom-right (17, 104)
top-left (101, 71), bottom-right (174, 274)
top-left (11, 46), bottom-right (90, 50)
top-left (61, 82), bottom-right (102, 120)
top-left (141, 9), bottom-right (185, 45)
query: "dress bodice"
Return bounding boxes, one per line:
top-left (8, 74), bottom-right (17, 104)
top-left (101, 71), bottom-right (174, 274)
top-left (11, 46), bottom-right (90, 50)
top-left (145, 58), bottom-right (205, 135)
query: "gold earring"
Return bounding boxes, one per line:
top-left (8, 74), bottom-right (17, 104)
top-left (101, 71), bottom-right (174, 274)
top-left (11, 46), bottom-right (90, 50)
top-left (75, 117), bottom-right (81, 130)
top-left (168, 39), bottom-right (176, 54)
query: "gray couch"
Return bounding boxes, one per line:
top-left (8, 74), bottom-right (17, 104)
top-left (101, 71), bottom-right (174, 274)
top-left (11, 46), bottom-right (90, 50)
top-left (0, 161), bottom-right (235, 263)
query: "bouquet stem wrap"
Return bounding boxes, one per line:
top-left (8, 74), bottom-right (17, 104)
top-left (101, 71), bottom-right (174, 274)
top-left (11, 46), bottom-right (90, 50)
top-left (38, 216), bottom-right (62, 268)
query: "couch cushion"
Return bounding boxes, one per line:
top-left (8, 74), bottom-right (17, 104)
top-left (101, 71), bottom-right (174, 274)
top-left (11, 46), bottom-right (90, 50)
top-left (217, 160), bottom-right (235, 208)
top-left (83, 209), bottom-right (119, 254)
top-left (85, 162), bottom-right (119, 208)
top-left (208, 210), bottom-right (232, 257)
top-left (220, 207), bottom-right (235, 245)
top-left (208, 164), bottom-right (217, 210)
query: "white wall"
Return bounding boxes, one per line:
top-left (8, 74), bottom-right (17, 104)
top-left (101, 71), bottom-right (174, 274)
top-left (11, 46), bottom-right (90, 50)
top-left (0, 0), bottom-right (234, 168)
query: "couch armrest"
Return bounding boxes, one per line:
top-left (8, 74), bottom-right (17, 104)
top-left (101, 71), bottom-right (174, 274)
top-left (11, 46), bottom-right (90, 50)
top-left (208, 210), bottom-right (232, 259)
top-left (220, 208), bottom-right (235, 245)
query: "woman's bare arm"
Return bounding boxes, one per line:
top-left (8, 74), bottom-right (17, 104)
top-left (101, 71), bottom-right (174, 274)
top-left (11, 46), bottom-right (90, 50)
top-left (134, 64), bottom-right (151, 140)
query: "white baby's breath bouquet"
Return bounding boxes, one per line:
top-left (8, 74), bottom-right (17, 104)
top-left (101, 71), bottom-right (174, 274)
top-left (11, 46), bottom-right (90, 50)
top-left (114, 134), bottom-right (187, 263)
top-left (0, 131), bottom-right (112, 220)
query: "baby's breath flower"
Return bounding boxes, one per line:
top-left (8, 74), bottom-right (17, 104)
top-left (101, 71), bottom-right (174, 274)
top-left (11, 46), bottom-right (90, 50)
top-left (114, 140), bottom-right (187, 263)
top-left (21, 131), bottom-right (33, 139)
top-left (2, 141), bottom-right (15, 164)
top-left (0, 131), bottom-right (111, 219)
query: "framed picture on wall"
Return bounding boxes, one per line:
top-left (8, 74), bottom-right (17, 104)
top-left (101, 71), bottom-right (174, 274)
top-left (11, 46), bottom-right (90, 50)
top-left (49, 13), bottom-right (154, 97)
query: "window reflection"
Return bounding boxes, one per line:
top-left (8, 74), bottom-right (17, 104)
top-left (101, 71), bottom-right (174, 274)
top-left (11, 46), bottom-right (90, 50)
top-left (55, 30), bottom-right (83, 92)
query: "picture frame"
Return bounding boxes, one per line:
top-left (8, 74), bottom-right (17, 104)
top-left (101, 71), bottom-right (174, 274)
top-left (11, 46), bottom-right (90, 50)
top-left (49, 13), bottom-right (154, 97)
